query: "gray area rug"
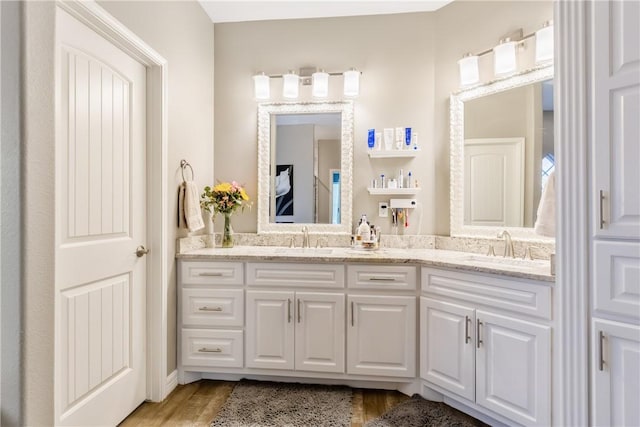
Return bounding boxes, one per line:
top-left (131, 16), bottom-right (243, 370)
top-left (365, 394), bottom-right (487, 427)
top-left (211, 380), bottom-right (353, 427)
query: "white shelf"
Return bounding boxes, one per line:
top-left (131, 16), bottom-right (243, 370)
top-left (368, 150), bottom-right (420, 159)
top-left (367, 187), bottom-right (421, 195)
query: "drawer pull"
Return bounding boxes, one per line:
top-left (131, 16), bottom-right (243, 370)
top-left (288, 299), bottom-right (292, 323)
top-left (476, 319), bottom-right (483, 348)
top-left (198, 347), bottom-right (222, 353)
top-left (198, 272), bottom-right (224, 277)
top-left (599, 190), bottom-right (606, 229)
top-left (465, 316), bottom-right (471, 344)
top-left (198, 306), bottom-right (223, 312)
top-left (368, 277), bottom-right (396, 282)
top-left (297, 299), bottom-right (302, 323)
top-left (351, 301), bottom-right (355, 326)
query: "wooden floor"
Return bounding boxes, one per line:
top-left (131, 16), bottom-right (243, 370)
top-left (119, 380), bottom-right (410, 426)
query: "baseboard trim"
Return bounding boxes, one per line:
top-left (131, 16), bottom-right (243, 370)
top-left (164, 370), bottom-right (178, 400)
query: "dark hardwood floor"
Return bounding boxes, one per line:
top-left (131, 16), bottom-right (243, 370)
top-left (119, 380), bottom-right (410, 426)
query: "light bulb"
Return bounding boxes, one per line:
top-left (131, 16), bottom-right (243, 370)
top-left (343, 69), bottom-right (360, 97)
top-left (253, 72), bottom-right (270, 99)
top-left (535, 21), bottom-right (554, 63)
top-left (458, 54), bottom-right (479, 86)
top-left (282, 71), bottom-right (299, 99)
top-left (312, 70), bottom-right (329, 98)
top-left (493, 38), bottom-right (517, 76)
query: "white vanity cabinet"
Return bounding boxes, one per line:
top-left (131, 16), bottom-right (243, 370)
top-left (420, 267), bottom-right (552, 427)
top-left (346, 264), bottom-right (417, 378)
top-left (245, 290), bottom-right (345, 373)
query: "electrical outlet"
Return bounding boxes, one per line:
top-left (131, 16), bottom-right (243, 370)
top-left (379, 202), bottom-right (389, 217)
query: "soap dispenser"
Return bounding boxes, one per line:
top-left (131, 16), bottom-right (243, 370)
top-left (358, 214), bottom-right (371, 242)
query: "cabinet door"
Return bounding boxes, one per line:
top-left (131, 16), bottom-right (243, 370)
top-left (347, 295), bottom-right (416, 377)
top-left (591, 0), bottom-right (640, 239)
top-left (593, 240), bottom-right (640, 320)
top-left (592, 319), bottom-right (640, 427)
top-left (295, 292), bottom-right (345, 373)
top-left (246, 290), bottom-right (294, 370)
top-left (475, 310), bottom-right (550, 427)
top-left (420, 297), bottom-right (475, 401)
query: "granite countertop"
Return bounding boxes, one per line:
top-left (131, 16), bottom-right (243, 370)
top-left (177, 246), bottom-right (555, 283)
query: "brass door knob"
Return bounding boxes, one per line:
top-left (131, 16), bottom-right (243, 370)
top-left (136, 245), bottom-right (149, 257)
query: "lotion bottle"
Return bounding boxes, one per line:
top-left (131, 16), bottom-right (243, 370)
top-left (358, 214), bottom-right (371, 241)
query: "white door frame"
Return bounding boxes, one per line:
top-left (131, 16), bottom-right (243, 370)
top-left (554, 1), bottom-right (590, 426)
top-left (56, 0), bottom-right (169, 402)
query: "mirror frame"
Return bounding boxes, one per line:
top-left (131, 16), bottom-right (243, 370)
top-left (257, 101), bottom-right (354, 234)
top-left (450, 64), bottom-right (555, 242)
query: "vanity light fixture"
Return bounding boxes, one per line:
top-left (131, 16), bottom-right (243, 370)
top-left (458, 53), bottom-right (480, 86)
top-left (535, 20), bottom-right (554, 63)
top-left (252, 67), bottom-right (362, 100)
top-left (312, 69), bottom-right (329, 98)
top-left (343, 68), bottom-right (360, 97)
top-left (253, 72), bottom-right (270, 100)
top-left (493, 37), bottom-right (517, 76)
top-left (456, 20), bottom-right (553, 87)
top-left (282, 70), bottom-right (299, 99)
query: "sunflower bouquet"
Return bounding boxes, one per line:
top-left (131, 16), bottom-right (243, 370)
top-left (201, 181), bottom-right (251, 248)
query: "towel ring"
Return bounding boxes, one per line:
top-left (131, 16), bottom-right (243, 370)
top-left (180, 159), bottom-right (194, 182)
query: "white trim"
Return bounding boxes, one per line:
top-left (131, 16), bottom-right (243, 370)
top-left (554, 1), bottom-right (590, 426)
top-left (55, 0), bottom-right (169, 404)
top-left (164, 370), bottom-right (178, 400)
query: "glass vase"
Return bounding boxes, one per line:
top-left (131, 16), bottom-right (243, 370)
top-left (222, 213), bottom-right (234, 248)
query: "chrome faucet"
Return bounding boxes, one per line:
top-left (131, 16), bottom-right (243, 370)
top-left (497, 230), bottom-right (515, 258)
top-left (302, 226), bottom-right (310, 248)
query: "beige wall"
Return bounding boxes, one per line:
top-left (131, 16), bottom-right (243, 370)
top-left (214, 1), bottom-right (552, 236)
top-left (98, 0), bottom-right (215, 376)
top-left (20, 2), bottom-right (213, 423)
top-left (214, 13), bottom-right (436, 235)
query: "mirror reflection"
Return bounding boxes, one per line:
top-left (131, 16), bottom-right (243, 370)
top-left (271, 113), bottom-right (342, 224)
top-left (257, 101), bottom-right (353, 235)
top-left (463, 79), bottom-right (554, 227)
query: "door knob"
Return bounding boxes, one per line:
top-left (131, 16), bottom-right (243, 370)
top-left (136, 245), bottom-right (149, 257)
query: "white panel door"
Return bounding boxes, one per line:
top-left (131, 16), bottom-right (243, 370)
top-left (475, 310), bottom-right (551, 427)
top-left (464, 138), bottom-right (524, 227)
top-left (420, 298), bottom-right (475, 402)
top-left (347, 295), bottom-right (416, 377)
top-left (55, 8), bottom-right (147, 426)
top-left (246, 290), bottom-right (295, 370)
top-left (592, 0), bottom-right (640, 238)
top-left (592, 319), bottom-right (640, 427)
top-left (294, 292), bottom-right (345, 373)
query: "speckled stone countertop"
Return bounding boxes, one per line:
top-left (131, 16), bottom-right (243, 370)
top-left (177, 246), bottom-right (554, 283)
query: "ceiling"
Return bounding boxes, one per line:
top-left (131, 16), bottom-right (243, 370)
top-left (198, 1), bottom-right (455, 24)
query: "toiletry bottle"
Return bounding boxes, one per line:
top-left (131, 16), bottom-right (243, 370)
top-left (367, 129), bottom-right (375, 150)
top-left (380, 174), bottom-right (386, 188)
top-left (394, 127), bottom-right (403, 150)
top-left (405, 128), bottom-right (412, 149)
top-left (407, 171), bottom-right (413, 188)
top-left (411, 132), bottom-right (419, 150)
top-left (358, 214), bottom-right (371, 242)
top-left (398, 169), bottom-right (404, 188)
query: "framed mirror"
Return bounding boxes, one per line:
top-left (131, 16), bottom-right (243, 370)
top-left (257, 101), bottom-right (354, 234)
top-left (450, 64), bottom-right (555, 241)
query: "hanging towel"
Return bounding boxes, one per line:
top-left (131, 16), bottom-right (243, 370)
top-left (177, 183), bottom-right (187, 229)
top-left (534, 170), bottom-right (556, 237)
top-left (183, 180), bottom-right (204, 232)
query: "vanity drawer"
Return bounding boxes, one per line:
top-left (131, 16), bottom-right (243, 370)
top-left (421, 267), bottom-right (552, 320)
top-left (182, 289), bottom-right (244, 327)
top-left (593, 240), bottom-right (640, 320)
top-left (181, 329), bottom-right (243, 368)
top-left (347, 265), bottom-right (417, 290)
top-left (246, 262), bottom-right (345, 288)
top-left (180, 261), bottom-right (244, 286)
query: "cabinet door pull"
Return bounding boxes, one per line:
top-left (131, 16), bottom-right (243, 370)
top-left (368, 277), bottom-right (396, 282)
top-left (351, 301), bottom-right (355, 327)
top-left (297, 299), bottom-right (302, 323)
top-left (599, 190), bottom-right (606, 229)
top-left (476, 319), bottom-right (483, 348)
top-left (198, 272), bottom-right (224, 277)
top-left (287, 299), bottom-right (292, 323)
top-left (599, 330), bottom-right (606, 371)
top-left (198, 306), bottom-right (222, 312)
top-left (465, 316), bottom-right (471, 344)
top-left (198, 347), bottom-right (222, 353)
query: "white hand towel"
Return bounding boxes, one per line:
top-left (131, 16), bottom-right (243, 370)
top-left (534, 170), bottom-right (556, 237)
top-left (184, 180), bottom-right (204, 232)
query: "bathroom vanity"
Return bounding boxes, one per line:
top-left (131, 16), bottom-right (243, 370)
top-left (176, 246), bottom-right (553, 427)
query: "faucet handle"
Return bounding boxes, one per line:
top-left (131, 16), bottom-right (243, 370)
top-left (289, 236), bottom-right (296, 248)
top-left (315, 237), bottom-right (328, 248)
top-left (486, 244), bottom-right (496, 257)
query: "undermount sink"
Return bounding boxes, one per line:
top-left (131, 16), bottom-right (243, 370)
top-left (274, 247), bottom-right (334, 255)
